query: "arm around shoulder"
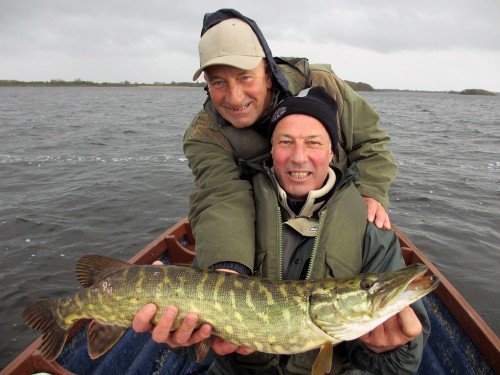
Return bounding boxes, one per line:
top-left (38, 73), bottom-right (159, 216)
top-left (311, 69), bottom-right (397, 208)
top-left (341, 84), bottom-right (397, 208)
top-left (183, 111), bottom-right (257, 270)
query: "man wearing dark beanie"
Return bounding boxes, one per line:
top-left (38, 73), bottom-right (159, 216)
top-left (132, 84), bottom-right (428, 373)
top-left (201, 87), bottom-right (429, 374)
top-left (269, 86), bottom-right (340, 156)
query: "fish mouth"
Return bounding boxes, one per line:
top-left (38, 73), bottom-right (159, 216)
top-left (406, 272), bottom-right (439, 292)
top-left (375, 264), bottom-right (439, 309)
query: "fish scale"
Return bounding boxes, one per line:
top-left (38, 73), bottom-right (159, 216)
top-left (142, 265), bottom-right (329, 353)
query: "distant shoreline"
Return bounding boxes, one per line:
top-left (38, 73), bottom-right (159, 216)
top-left (0, 79), bottom-right (495, 95)
top-left (0, 79), bottom-right (205, 89)
top-left (343, 81), bottom-right (496, 95)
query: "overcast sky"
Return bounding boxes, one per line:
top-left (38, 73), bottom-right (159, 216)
top-left (1, 0), bottom-right (499, 91)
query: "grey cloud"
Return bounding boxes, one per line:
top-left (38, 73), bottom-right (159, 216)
top-left (1, 0), bottom-right (499, 89)
top-left (259, 0), bottom-right (500, 53)
top-left (3, 0), bottom-right (498, 58)
top-left (0, 0), bottom-right (202, 57)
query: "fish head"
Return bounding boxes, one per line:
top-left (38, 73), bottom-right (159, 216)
top-left (309, 263), bottom-right (438, 341)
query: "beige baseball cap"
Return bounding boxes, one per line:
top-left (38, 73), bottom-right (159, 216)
top-left (192, 18), bottom-right (265, 81)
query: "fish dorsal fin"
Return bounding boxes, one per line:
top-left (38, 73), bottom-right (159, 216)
top-left (76, 254), bottom-right (131, 287)
top-left (87, 319), bottom-right (128, 359)
top-left (195, 335), bottom-right (216, 362)
top-left (312, 341), bottom-right (334, 375)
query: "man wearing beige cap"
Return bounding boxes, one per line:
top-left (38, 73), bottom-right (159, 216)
top-left (191, 18), bottom-right (272, 129)
top-left (133, 7), bottom-right (400, 363)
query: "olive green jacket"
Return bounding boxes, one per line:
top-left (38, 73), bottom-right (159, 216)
top-left (205, 169), bottom-right (428, 375)
top-left (252, 169), bottom-right (367, 282)
top-left (183, 60), bottom-right (397, 271)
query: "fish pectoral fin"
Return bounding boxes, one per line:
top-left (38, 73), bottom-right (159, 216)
top-left (312, 341), bottom-right (334, 375)
top-left (76, 255), bottom-right (131, 287)
top-left (87, 319), bottom-right (128, 359)
top-left (195, 335), bottom-right (216, 362)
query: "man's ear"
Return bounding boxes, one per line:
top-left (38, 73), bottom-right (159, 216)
top-left (266, 73), bottom-right (273, 89)
top-left (203, 72), bottom-right (211, 97)
top-left (264, 62), bottom-right (273, 89)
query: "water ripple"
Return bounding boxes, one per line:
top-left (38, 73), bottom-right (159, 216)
top-left (0, 87), bottom-right (498, 368)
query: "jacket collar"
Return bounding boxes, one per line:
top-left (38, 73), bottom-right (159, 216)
top-left (272, 167), bottom-right (337, 218)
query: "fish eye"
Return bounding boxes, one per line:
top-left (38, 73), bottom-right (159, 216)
top-left (360, 279), bottom-right (375, 290)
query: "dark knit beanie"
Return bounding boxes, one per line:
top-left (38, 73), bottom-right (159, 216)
top-left (269, 86), bottom-right (339, 154)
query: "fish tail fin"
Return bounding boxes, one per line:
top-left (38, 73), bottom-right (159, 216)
top-left (23, 300), bottom-right (68, 361)
top-left (76, 254), bottom-right (131, 287)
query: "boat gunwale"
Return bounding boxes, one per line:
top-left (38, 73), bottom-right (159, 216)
top-left (2, 220), bottom-right (498, 374)
top-left (395, 226), bottom-right (499, 372)
top-left (0, 221), bottom-right (190, 375)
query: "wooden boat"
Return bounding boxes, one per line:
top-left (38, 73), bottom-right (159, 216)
top-left (2, 219), bottom-right (498, 375)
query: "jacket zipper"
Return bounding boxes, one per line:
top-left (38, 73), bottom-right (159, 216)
top-left (304, 210), bottom-right (326, 280)
top-left (277, 205), bottom-right (283, 281)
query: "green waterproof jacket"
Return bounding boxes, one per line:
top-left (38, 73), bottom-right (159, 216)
top-left (184, 59), bottom-right (397, 271)
top-left (207, 169), bottom-right (430, 375)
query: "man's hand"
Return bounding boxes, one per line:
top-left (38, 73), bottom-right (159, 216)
top-left (359, 307), bottom-right (422, 353)
top-left (208, 268), bottom-right (254, 356)
top-left (132, 304), bottom-right (212, 347)
top-left (211, 337), bottom-right (254, 356)
top-left (131, 262), bottom-right (253, 356)
top-left (362, 196), bottom-right (391, 230)
top-left (132, 260), bottom-right (212, 347)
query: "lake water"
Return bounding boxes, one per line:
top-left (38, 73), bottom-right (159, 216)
top-left (0, 87), bottom-right (498, 368)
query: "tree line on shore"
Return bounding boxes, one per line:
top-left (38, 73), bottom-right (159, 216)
top-left (0, 78), bottom-right (495, 95)
top-left (0, 79), bottom-right (205, 88)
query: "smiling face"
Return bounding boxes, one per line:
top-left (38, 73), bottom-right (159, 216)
top-left (204, 60), bottom-right (273, 128)
top-left (271, 114), bottom-right (334, 198)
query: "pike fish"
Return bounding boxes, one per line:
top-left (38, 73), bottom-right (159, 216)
top-left (24, 255), bottom-right (438, 375)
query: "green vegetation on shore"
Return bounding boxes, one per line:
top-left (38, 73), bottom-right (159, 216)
top-left (0, 79), bottom-right (495, 95)
top-left (1, 78), bottom-right (379, 91)
top-left (334, 81), bottom-right (496, 95)
top-left (457, 88), bottom-right (495, 96)
top-left (345, 81), bottom-right (375, 91)
top-left (0, 79), bottom-right (205, 88)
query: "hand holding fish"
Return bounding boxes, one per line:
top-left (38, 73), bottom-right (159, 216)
top-left (133, 304), bottom-right (253, 355)
top-left (133, 304), bottom-right (212, 347)
top-left (132, 260), bottom-right (212, 348)
top-left (132, 263), bottom-right (254, 355)
top-left (359, 306), bottom-right (422, 353)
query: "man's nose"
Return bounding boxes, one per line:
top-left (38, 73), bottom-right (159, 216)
top-left (290, 143), bottom-right (308, 164)
top-left (225, 81), bottom-right (245, 106)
